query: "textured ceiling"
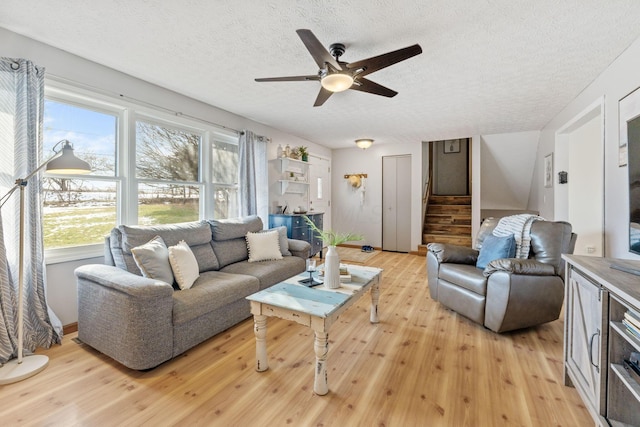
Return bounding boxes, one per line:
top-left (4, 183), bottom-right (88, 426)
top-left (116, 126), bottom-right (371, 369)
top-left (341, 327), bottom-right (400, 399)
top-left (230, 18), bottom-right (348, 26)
top-left (2, 0), bottom-right (640, 149)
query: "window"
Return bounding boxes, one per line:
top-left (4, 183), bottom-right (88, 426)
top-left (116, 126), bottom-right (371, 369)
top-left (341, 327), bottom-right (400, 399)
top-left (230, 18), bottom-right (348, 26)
top-left (211, 139), bottom-right (238, 219)
top-left (41, 84), bottom-right (240, 260)
top-left (43, 99), bottom-right (118, 249)
top-left (135, 119), bottom-right (202, 225)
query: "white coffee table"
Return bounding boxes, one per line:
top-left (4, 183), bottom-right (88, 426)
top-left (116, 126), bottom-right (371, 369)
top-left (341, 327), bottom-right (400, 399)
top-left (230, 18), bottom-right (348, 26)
top-left (246, 264), bottom-right (382, 395)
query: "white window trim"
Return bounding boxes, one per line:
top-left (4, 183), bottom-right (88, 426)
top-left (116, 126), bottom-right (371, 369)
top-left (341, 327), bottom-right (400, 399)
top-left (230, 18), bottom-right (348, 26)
top-left (42, 79), bottom-right (240, 264)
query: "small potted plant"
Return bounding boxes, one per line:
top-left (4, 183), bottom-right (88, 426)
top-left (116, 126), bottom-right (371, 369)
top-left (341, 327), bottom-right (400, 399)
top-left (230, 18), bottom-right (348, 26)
top-left (298, 146), bottom-right (309, 162)
top-left (304, 216), bottom-right (363, 288)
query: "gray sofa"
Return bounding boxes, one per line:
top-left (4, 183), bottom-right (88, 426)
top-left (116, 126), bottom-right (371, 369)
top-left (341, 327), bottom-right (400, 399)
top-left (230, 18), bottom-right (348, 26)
top-left (75, 216), bottom-right (310, 370)
top-left (426, 217), bottom-right (576, 333)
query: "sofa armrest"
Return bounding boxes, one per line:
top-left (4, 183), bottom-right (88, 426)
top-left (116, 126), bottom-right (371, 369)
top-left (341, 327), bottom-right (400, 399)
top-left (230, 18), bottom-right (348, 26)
top-left (287, 238), bottom-right (311, 259)
top-left (427, 243), bottom-right (478, 265)
top-left (483, 258), bottom-right (556, 278)
top-left (75, 264), bottom-right (174, 298)
top-left (75, 264), bottom-right (174, 370)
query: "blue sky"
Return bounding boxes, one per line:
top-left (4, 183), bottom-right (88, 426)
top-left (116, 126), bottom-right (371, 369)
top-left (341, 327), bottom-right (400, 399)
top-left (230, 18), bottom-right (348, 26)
top-left (44, 100), bottom-right (116, 160)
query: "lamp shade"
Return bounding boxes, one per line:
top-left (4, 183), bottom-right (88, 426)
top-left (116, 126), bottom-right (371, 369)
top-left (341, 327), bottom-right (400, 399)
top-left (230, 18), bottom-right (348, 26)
top-left (355, 139), bottom-right (374, 149)
top-left (321, 73), bottom-right (354, 92)
top-left (46, 141), bottom-right (91, 174)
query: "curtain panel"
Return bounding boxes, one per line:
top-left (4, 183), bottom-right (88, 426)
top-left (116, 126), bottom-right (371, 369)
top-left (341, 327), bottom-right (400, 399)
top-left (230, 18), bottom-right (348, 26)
top-left (238, 130), bottom-right (268, 223)
top-left (0, 58), bottom-right (61, 364)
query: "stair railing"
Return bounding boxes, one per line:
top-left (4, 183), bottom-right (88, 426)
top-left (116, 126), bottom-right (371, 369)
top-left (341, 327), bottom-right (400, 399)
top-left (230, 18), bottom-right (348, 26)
top-left (421, 170), bottom-right (433, 242)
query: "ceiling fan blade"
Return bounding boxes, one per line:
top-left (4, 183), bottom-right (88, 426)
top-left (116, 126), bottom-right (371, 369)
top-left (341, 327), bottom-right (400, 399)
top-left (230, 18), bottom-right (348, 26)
top-left (255, 75), bottom-right (320, 82)
top-left (313, 87), bottom-right (333, 107)
top-left (296, 29), bottom-right (341, 71)
top-left (350, 77), bottom-right (398, 97)
top-left (346, 44), bottom-right (422, 77)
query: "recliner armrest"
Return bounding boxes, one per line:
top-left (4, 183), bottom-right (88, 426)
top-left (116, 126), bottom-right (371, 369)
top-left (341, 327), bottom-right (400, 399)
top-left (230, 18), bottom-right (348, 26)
top-left (427, 243), bottom-right (478, 265)
top-left (483, 258), bottom-right (556, 277)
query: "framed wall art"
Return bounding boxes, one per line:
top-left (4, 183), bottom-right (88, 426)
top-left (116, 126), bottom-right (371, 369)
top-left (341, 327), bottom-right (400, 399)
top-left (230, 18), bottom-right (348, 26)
top-left (443, 139), bottom-right (460, 154)
top-left (619, 86), bottom-right (640, 167)
top-left (544, 153), bottom-right (553, 188)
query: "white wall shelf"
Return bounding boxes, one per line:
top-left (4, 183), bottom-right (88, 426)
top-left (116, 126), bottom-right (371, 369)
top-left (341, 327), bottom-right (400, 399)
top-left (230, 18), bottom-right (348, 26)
top-left (278, 180), bottom-right (309, 195)
top-left (276, 157), bottom-right (310, 195)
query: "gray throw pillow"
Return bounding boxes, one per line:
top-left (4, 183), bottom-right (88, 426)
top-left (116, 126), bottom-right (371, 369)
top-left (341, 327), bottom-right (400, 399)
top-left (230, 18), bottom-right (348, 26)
top-left (131, 235), bottom-right (174, 284)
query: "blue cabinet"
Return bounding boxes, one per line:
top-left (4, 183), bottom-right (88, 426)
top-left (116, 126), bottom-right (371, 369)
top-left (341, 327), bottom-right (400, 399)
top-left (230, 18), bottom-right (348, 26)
top-left (269, 213), bottom-right (324, 258)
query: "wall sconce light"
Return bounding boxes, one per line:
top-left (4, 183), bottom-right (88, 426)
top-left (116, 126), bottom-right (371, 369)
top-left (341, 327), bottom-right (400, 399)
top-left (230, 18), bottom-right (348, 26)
top-left (355, 139), bottom-right (373, 150)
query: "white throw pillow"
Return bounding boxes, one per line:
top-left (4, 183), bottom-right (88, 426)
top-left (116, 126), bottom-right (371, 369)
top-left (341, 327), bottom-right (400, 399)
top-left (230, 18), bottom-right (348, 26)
top-left (131, 235), bottom-right (174, 285)
top-left (246, 230), bottom-right (283, 262)
top-left (168, 240), bottom-right (200, 290)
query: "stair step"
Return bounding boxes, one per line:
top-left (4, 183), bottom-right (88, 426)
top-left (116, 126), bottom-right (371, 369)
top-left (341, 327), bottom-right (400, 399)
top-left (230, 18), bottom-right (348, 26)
top-left (425, 214), bottom-right (471, 226)
top-left (424, 224), bottom-right (471, 235)
top-left (423, 234), bottom-right (473, 247)
top-left (429, 195), bottom-right (471, 205)
top-left (427, 204), bottom-right (471, 215)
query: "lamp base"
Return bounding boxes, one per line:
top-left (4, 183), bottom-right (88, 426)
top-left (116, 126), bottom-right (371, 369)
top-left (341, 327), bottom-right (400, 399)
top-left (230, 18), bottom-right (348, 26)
top-left (0, 354), bottom-right (49, 385)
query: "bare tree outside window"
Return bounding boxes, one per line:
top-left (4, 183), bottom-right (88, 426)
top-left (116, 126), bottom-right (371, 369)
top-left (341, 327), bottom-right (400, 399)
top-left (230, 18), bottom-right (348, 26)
top-left (42, 100), bottom-right (118, 249)
top-left (211, 139), bottom-right (239, 219)
top-left (135, 120), bottom-right (201, 224)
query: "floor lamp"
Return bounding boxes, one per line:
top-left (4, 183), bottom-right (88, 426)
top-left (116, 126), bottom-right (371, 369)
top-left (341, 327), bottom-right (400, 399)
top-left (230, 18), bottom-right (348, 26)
top-left (0, 140), bottom-right (91, 385)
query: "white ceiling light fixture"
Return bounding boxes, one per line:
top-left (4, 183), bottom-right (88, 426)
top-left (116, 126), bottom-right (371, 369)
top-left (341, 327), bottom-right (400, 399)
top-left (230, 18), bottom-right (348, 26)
top-left (320, 72), bottom-right (354, 92)
top-left (355, 139), bottom-right (374, 149)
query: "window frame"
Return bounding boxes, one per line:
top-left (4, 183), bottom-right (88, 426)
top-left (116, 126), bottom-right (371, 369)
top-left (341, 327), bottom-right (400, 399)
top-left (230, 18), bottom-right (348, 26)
top-left (44, 84), bottom-right (126, 263)
top-left (43, 79), bottom-right (239, 264)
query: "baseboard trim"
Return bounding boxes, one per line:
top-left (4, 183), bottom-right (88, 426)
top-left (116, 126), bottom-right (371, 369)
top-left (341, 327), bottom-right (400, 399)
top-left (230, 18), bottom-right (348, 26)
top-left (63, 322), bottom-right (78, 335)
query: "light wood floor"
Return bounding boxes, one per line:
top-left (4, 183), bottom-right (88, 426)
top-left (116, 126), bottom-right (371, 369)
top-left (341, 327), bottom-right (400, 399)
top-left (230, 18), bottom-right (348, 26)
top-left (1, 251), bottom-right (592, 426)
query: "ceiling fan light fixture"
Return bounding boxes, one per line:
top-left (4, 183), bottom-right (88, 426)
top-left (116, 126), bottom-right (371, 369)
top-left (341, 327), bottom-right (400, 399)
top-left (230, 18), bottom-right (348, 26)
top-left (355, 139), bottom-right (374, 149)
top-left (321, 73), bottom-right (354, 92)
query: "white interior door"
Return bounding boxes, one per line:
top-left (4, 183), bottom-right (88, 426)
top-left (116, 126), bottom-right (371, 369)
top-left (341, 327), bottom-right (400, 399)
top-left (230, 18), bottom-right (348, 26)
top-left (382, 155), bottom-right (411, 252)
top-left (308, 154), bottom-right (331, 232)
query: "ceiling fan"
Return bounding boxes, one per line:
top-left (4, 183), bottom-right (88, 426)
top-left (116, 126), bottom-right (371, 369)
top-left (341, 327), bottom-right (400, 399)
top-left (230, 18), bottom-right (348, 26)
top-left (255, 29), bottom-right (422, 107)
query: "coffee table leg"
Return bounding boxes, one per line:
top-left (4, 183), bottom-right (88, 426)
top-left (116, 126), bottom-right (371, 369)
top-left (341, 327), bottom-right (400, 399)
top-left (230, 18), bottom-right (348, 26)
top-left (254, 314), bottom-right (268, 372)
top-left (313, 331), bottom-right (329, 395)
top-left (370, 281), bottom-right (380, 323)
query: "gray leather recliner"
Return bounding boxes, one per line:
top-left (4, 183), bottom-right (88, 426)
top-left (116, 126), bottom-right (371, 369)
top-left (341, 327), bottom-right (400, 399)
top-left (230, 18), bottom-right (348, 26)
top-left (426, 218), bottom-right (577, 333)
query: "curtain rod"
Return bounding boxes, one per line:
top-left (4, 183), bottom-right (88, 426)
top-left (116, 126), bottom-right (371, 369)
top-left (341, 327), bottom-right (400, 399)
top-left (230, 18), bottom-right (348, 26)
top-left (47, 74), bottom-right (241, 135)
top-left (239, 131), bottom-right (272, 142)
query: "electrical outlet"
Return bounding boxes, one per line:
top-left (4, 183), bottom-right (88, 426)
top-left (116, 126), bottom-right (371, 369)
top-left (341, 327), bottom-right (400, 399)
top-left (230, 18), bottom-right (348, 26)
top-left (586, 246), bottom-right (596, 253)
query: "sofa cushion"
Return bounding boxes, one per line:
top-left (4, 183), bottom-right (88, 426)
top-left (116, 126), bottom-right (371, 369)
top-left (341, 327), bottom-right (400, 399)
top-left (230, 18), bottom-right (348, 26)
top-left (119, 221), bottom-right (219, 273)
top-left (209, 216), bottom-right (263, 241)
top-left (246, 230), bottom-right (283, 262)
top-left (476, 234), bottom-right (516, 269)
top-left (439, 263), bottom-right (488, 295)
top-left (220, 256), bottom-right (306, 289)
top-left (169, 241), bottom-right (200, 290)
top-left (272, 226), bottom-right (291, 256)
top-left (131, 235), bottom-right (174, 285)
top-left (172, 271), bottom-right (260, 325)
top-left (211, 239), bottom-right (250, 268)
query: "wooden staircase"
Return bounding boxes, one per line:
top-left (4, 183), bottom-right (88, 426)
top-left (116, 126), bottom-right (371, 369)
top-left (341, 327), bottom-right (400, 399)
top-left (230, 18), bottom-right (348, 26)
top-left (418, 195), bottom-right (472, 255)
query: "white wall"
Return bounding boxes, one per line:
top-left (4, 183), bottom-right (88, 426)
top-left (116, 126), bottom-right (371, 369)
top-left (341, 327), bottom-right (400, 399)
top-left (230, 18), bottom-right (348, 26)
top-left (480, 131), bottom-right (540, 210)
top-left (331, 142), bottom-right (423, 250)
top-left (1, 28), bottom-right (330, 326)
top-left (530, 35), bottom-right (640, 260)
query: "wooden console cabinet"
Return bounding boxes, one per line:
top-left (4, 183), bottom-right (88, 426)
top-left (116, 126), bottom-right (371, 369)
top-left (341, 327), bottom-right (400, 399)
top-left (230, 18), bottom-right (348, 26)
top-left (563, 255), bottom-right (640, 426)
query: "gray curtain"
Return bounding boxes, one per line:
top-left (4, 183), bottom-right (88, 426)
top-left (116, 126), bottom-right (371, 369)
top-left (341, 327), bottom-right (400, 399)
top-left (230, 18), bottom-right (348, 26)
top-left (238, 130), bottom-right (268, 223)
top-left (0, 58), bottom-right (61, 364)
